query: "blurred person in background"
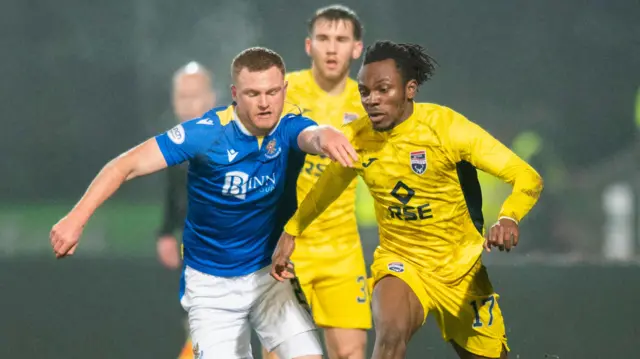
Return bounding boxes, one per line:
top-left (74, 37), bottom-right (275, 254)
top-left (50, 46), bottom-right (358, 359)
top-left (156, 61), bottom-right (217, 359)
top-left (157, 61), bottom-right (216, 270)
top-left (272, 40), bottom-right (544, 359)
top-left (263, 5), bottom-right (370, 359)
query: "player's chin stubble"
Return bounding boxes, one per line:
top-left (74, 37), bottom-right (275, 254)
top-left (372, 120), bottom-right (395, 132)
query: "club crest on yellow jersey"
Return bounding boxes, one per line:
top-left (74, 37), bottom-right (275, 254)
top-left (410, 150), bottom-right (427, 175)
top-left (388, 262), bottom-right (404, 273)
top-left (343, 112), bottom-right (359, 124)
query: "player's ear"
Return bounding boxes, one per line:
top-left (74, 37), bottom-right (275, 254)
top-left (405, 80), bottom-right (418, 101)
top-left (352, 41), bottom-right (364, 60)
top-left (305, 37), bottom-right (312, 57)
top-left (231, 85), bottom-right (237, 102)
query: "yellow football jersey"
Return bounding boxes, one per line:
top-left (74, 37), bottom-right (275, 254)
top-left (284, 69), bottom-right (367, 252)
top-left (286, 103), bottom-right (543, 283)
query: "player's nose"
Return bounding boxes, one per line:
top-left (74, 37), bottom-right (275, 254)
top-left (257, 95), bottom-right (269, 108)
top-left (327, 39), bottom-right (338, 53)
top-left (367, 92), bottom-right (381, 106)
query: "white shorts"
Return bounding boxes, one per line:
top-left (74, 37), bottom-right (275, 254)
top-left (180, 265), bottom-right (322, 359)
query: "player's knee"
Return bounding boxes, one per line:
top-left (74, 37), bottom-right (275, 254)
top-left (374, 328), bottom-right (408, 357)
top-left (332, 338), bottom-right (366, 359)
top-left (334, 346), bottom-right (365, 359)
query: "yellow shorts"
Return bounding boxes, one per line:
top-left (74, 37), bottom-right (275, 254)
top-left (291, 239), bottom-right (372, 329)
top-left (370, 249), bottom-right (509, 358)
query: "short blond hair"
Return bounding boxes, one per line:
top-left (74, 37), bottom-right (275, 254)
top-left (231, 47), bottom-right (286, 81)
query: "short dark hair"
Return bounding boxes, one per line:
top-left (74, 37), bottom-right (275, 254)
top-left (231, 47), bottom-right (286, 81)
top-left (362, 40), bottom-right (437, 86)
top-left (308, 5), bottom-right (363, 40)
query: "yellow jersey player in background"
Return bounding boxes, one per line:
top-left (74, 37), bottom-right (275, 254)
top-left (263, 5), bottom-right (370, 359)
top-left (272, 40), bottom-right (543, 359)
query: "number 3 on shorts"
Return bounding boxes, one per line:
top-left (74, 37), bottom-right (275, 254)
top-left (356, 276), bottom-right (367, 304)
top-left (470, 295), bottom-right (495, 328)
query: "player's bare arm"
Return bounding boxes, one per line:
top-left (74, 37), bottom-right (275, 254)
top-left (297, 125), bottom-right (358, 167)
top-left (50, 139), bottom-right (168, 258)
top-left (271, 160), bottom-right (357, 281)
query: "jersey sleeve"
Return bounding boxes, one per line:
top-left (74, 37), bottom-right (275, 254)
top-left (282, 115), bottom-right (318, 153)
top-left (284, 161), bottom-right (357, 236)
top-left (155, 118), bottom-right (216, 166)
top-left (448, 111), bottom-right (544, 223)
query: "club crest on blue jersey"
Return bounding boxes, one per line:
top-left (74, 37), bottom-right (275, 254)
top-left (264, 139), bottom-right (282, 159)
top-left (388, 262), bottom-right (404, 273)
top-left (410, 150), bottom-right (427, 175)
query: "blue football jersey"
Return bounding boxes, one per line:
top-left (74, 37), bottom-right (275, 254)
top-left (155, 104), bottom-right (316, 277)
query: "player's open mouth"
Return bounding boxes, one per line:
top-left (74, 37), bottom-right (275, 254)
top-left (325, 59), bottom-right (338, 69)
top-left (368, 112), bottom-right (386, 122)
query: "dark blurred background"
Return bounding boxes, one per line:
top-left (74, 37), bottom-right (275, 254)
top-left (2, 0), bottom-right (639, 358)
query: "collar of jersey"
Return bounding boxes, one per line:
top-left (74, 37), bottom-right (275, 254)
top-left (304, 69), bottom-right (352, 100)
top-left (231, 105), bottom-right (282, 138)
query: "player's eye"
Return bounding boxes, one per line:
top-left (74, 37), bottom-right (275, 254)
top-left (378, 87), bottom-right (389, 93)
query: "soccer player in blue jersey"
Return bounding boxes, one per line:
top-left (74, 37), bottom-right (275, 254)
top-left (50, 46), bottom-right (358, 359)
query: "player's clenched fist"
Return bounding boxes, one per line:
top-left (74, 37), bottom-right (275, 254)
top-left (270, 232), bottom-right (296, 281)
top-left (484, 217), bottom-right (519, 253)
top-left (50, 215), bottom-right (84, 259)
top-left (316, 126), bottom-right (358, 168)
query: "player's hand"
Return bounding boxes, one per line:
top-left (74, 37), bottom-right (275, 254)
top-left (484, 217), bottom-right (519, 253)
top-left (157, 235), bottom-right (181, 269)
top-left (270, 232), bottom-right (296, 281)
top-left (317, 126), bottom-right (358, 168)
top-left (50, 214), bottom-right (85, 259)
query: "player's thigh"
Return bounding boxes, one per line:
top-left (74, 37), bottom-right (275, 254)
top-left (250, 268), bottom-right (321, 356)
top-left (288, 259), bottom-right (317, 315)
top-left (185, 306), bottom-right (252, 359)
top-left (429, 264), bottom-right (509, 359)
top-left (370, 253), bottom-right (431, 340)
top-left (180, 266), bottom-right (254, 359)
top-left (259, 271), bottom-right (315, 359)
top-left (312, 250), bottom-right (372, 330)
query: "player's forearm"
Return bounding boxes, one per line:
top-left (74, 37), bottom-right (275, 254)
top-left (498, 163), bottom-right (544, 223)
top-left (68, 155), bottom-right (136, 225)
top-left (71, 139), bottom-right (168, 225)
top-left (297, 125), bottom-right (325, 155)
top-left (284, 162), bottom-right (355, 236)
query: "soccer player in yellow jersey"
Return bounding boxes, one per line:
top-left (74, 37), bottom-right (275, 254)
top-left (272, 40), bottom-right (544, 359)
top-left (263, 5), bottom-right (370, 359)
